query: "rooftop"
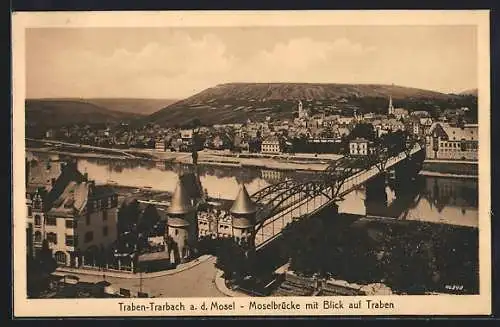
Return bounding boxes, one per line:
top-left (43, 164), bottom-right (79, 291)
top-left (166, 179), bottom-right (194, 215)
top-left (230, 184), bottom-right (257, 215)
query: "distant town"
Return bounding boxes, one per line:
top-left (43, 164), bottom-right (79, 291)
top-left (28, 96), bottom-right (478, 161)
top-left (25, 96), bottom-right (479, 299)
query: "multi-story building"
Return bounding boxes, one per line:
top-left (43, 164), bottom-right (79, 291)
top-left (155, 139), bottom-right (166, 152)
top-left (349, 138), bottom-right (374, 156)
top-left (261, 136), bottom-right (282, 154)
top-left (27, 161), bottom-right (119, 267)
top-left (410, 117), bottom-right (433, 138)
top-left (197, 209), bottom-right (233, 239)
top-left (425, 122), bottom-right (478, 160)
top-left (393, 108), bottom-right (409, 120)
top-left (26, 193), bottom-right (34, 258)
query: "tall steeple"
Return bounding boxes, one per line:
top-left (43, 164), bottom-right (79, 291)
top-left (388, 96), bottom-right (394, 116)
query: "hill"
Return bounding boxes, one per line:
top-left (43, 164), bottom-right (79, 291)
top-left (458, 88), bottom-right (478, 96)
top-left (25, 99), bottom-right (140, 128)
top-left (84, 98), bottom-right (178, 116)
top-left (146, 83), bottom-right (474, 126)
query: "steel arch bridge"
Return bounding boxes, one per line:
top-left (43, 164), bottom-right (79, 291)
top-left (251, 138), bottom-right (426, 250)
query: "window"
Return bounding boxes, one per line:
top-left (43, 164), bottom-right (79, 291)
top-left (34, 231), bottom-right (42, 242)
top-left (55, 251), bottom-right (67, 264)
top-left (103, 226), bottom-right (108, 237)
top-left (175, 229), bottom-right (179, 236)
top-left (84, 231), bottom-right (94, 243)
top-left (28, 206), bottom-right (32, 217)
top-left (65, 235), bottom-right (75, 246)
top-left (86, 213), bottom-right (90, 226)
top-left (65, 220), bottom-right (76, 229)
top-left (34, 215), bottom-right (41, 226)
top-left (103, 210), bottom-right (108, 221)
top-left (47, 232), bottom-right (57, 244)
top-left (46, 216), bottom-right (56, 226)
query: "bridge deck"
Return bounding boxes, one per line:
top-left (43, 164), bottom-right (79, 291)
top-left (254, 144), bottom-right (424, 249)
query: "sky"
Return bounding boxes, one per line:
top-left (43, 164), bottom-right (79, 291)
top-left (25, 25), bottom-right (477, 99)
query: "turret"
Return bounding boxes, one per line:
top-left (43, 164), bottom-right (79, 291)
top-left (230, 184), bottom-right (257, 248)
top-left (166, 178), bottom-right (197, 264)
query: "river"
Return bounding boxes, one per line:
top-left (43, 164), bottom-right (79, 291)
top-left (27, 151), bottom-right (478, 228)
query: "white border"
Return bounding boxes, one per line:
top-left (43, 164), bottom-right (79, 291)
top-left (12, 10), bottom-right (491, 317)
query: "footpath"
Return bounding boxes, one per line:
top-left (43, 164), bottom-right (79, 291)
top-left (54, 254), bottom-right (213, 280)
top-left (213, 270), bottom-right (250, 298)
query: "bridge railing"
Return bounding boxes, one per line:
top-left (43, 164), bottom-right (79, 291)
top-left (254, 143), bottom-right (425, 248)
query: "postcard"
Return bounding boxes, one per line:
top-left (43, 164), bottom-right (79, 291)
top-left (12, 10), bottom-right (491, 317)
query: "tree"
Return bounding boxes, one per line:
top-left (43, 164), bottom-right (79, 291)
top-left (117, 199), bottom-right (141, 236)
top-left (349, 123), bottom-right (376, 141)
top-left (138, 204), bottom-right (161, 236)
top-left (215, 238), bottom-right (248, 283)
top-left (38, 239), bottom-right (57, 273)
top-left (28, 240), bottom-right (57, 297)
top-left (381, 130), bottom-right (407, 155)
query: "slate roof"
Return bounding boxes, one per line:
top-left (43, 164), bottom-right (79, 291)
top-left (230, 184), bottom-right (257, 215)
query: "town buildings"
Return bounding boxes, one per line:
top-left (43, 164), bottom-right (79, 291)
top-left (425, 122), bottom-right (478, 160)
top-left (27, 160), bottom-right (119, 267)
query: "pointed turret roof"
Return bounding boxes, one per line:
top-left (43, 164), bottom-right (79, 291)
top-left (167, 179), bottom-right (194, 215)
top-left (230, 184), bottom-right (257, 215)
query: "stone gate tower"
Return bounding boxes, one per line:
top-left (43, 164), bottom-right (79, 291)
top-left (166, 179), bottom-right (197, 264)
top-left (230, 184), bottom-right (257, 249)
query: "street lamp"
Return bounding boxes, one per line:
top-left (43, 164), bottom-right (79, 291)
top-left (139, 265), bottom-right (143, 294)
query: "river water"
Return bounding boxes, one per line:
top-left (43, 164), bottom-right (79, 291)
top-left (28, 151), bottom-right (478, 228)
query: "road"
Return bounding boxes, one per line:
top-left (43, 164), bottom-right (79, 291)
top-left (61, 256), bottom-right (226, 298)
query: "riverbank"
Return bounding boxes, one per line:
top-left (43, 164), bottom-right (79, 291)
top-left (423, 159), bottom-right (478, 177)
top-left (27, 147), bottom-right (333, 172)
top-left (27, 146), bottom-right (479, 176)
top-left (26, 147), bottom-right (132, 160)
top-left (418, 170), bottom-right (478, 179)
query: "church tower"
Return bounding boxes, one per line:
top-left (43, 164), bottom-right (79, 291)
top-left (230, 184), bottom-right (257, 249)
top-left (166, 179), bottom-right (197, 264)
top-left (298, 100), bottom-right (306, 119)
top-left (388, 96), bottom-right (394, 116)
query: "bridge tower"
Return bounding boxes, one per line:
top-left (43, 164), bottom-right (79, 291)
top-left (166, 179), bottom-right (197, 264)
top-left (230, 184), bottom-right (257, 249)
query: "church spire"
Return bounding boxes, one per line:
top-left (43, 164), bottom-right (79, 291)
top-left (388, 95), bottom-right (394, 115)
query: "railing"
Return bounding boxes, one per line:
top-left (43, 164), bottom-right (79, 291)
top-left (255, 144), bottom-right (424, 248)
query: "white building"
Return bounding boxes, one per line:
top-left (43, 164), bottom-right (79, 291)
top-left (155, 139), bottom-right (166, 152)
top-left (261, 136), bottom-right (282, 154)
top-left (349, 138), bottom-right (374, 156)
